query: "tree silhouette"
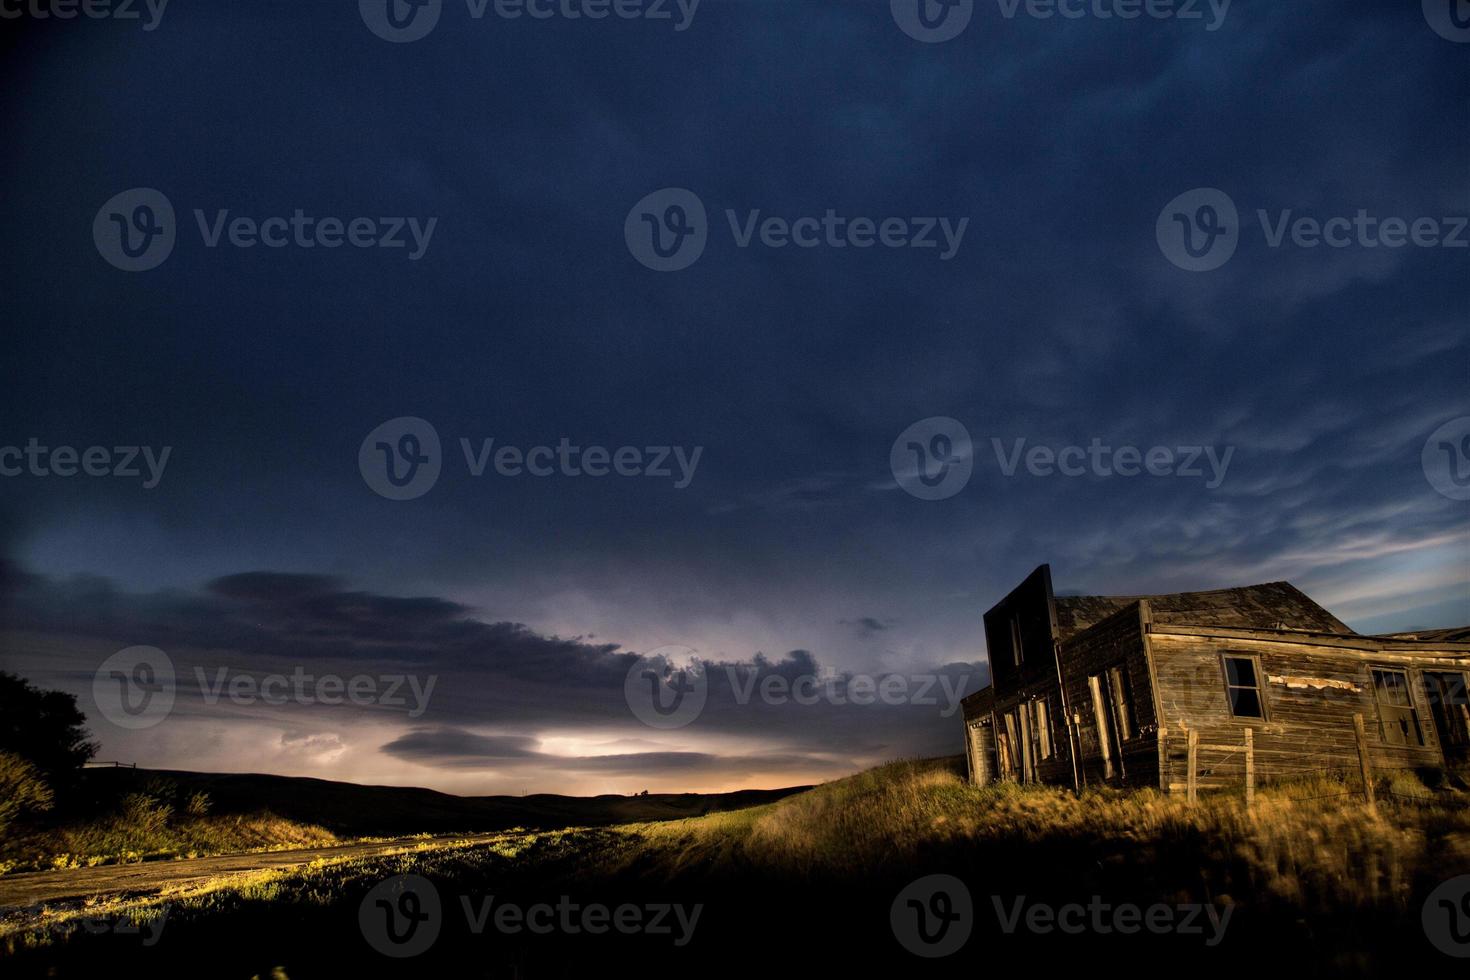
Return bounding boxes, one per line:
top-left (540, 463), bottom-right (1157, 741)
top-left (0, 671), bottom-right (97, 784)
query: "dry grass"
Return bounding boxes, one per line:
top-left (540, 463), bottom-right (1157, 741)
top-left (2, 805), bottom-right (339, 874)
top-left (602, 758), bottom-right (1470, 914)
top-left (5, 758), bottom-right (1467, 968)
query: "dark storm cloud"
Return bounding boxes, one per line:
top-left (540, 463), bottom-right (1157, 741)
top-left (380, 728), bottom-right (541, 763)
top-left (0, 1), bottom-right (1464, 790)
top-left (841, 616), bottom-right (895, 638)
top-left (0, 563), bottom-right (984, 766)
top-left (378, 728), bottom-right (845, 776)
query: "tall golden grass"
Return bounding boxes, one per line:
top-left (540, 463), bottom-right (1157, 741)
top-left (611, 758), bottom-right (1470, 914)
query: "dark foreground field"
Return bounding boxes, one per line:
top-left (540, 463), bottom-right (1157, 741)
top-left (3, 758), bottom-right (1468, 978)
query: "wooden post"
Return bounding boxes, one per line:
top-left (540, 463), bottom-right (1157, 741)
top-left (1353, 713), bottom-right (1376, 810)
top-left (1158, 724), bottom-right (1168, 794)
top-left (1186, 728), bottom-right (1199, 805)
top-left (1243, 727), bottom-right (1255, 809)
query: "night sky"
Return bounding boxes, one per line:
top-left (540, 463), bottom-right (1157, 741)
top-left (1, 0), bottom-right (1466, 794)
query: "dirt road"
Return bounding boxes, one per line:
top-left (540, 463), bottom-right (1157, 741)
top-left (0, 833), bottom-right (515, 910)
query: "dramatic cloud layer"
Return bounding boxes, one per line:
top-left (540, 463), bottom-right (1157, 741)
top-left (0, 2), bottom-right (1464, 791)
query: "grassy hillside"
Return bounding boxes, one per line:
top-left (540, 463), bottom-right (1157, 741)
top-left (0, 767), bottom-right (808, 874)
top-left (5, 758), bottom-right (1468, 976)
top-left (108, 768), bottom-right (808, 835)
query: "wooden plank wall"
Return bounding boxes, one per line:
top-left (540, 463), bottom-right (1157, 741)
top-left (1057, 603), bottom-right (1159, 789)
top-left (1150, 633), bottom-right (1447, 790)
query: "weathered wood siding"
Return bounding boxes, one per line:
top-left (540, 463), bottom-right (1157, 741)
top-left (1057, 602), bottom-right (1159, 789)
top-left (1149, 631), bottom-right (1451, 790)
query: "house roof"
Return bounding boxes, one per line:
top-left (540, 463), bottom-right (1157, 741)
top-left (1378, 626), bottom-right (1470, 644)
top-left (1052, 581), bottom-right (1354, 641)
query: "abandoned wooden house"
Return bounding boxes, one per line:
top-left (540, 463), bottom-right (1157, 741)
top-left (961, 564), bottom-right (1470, 794)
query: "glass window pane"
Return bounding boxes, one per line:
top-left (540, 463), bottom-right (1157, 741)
top-left (1228, 687), bottom-right (1263, 718)
top-left (1225, 657), bottom-right (1256, 688)
top-left (1373, 670), bottom-right (1411, 706)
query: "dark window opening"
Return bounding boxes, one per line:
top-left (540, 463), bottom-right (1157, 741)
top-left (1425, 672), bottom-right (1470, 749)
top-left (1223, 655), bottom-right (1265, 719)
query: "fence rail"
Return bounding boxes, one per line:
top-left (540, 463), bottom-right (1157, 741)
top-left (1167, 712), bottom-right (1389, 809)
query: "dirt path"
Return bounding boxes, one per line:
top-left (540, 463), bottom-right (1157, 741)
top-left (0, 833), bottom-right (517, 909)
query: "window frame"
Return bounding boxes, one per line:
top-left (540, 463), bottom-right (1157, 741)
top-left (1423, 670), bottom-right (1470, 748)
top-left (1219, 652), bottom-right (1268, 721)
top-left (1369, 666), bottom-right (1424, 747)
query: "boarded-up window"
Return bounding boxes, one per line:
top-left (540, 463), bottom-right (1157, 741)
top-left (1222, 655), bottom-right (1265, 718)
top-left (1371, 668), bottom-right (1423, 746)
